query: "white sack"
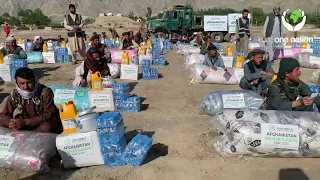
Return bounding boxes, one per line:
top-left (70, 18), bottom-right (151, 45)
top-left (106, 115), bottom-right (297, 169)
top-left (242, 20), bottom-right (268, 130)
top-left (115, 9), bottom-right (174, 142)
top-left (189, 65), bottom-right (238, 84)
top-left (184, 53), bottom-right (205, 70)
top-left (212, 109), bottom-right (320, 157)
top-left (294, 52), bottom-right (320, 69)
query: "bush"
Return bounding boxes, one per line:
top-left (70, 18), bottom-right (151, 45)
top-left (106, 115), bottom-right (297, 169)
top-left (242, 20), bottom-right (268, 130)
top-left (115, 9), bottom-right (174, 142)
top-left (18, 9), bottom-right (51, 25)
top-left (83, 18), bottom-right (95, 25)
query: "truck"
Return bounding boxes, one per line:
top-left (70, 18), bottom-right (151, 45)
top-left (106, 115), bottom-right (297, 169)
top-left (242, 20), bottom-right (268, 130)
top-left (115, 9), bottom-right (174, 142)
top-left (148, 5), bottom-right (252, 43)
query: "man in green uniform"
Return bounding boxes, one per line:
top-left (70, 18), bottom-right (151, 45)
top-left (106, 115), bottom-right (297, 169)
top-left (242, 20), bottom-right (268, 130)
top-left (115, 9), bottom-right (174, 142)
top-left (263, 58), bottom-right (320, 111)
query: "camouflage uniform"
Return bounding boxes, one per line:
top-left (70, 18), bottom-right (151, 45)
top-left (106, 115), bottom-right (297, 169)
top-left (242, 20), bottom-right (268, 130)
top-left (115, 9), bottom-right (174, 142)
top-left (261, 80), bottom-right (318, 111)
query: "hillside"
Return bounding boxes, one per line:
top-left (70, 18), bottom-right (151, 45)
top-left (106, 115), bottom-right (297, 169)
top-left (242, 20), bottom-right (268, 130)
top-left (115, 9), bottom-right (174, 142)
top-left (0, 0), bottom-right (320, 19)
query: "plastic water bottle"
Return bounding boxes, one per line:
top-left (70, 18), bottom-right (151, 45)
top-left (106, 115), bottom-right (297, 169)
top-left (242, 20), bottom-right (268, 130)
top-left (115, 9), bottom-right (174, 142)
top-left (113, 83), bottom-right (130, 100)
top-left (121, 133), bottom-right (153, 167)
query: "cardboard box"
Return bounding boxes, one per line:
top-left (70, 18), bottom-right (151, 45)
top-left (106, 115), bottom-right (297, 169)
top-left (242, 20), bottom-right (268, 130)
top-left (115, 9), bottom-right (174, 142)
top-left (0, 64), bottom-right (12, 82)
top-left (88, 88), bottom-right (115, 112)
top-left (42, 52), bottom-right (56, 64)
top-left (120, 64), bottom-right (139, 80)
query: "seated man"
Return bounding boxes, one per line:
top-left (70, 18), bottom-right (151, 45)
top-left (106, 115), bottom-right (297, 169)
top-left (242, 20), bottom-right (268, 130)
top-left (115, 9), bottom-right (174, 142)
top-left (119, 32), bottom-right (139, 50)
top-left (203, 44), bottom-right (226, 71)
top-left (262, 58), bottom-right (320, 111)
top-left (73, 35), bottom-right (111, 87)
top-left (30, 36), bottom-right (44, 52)
top-left (1, 36), bottom-right (27, 59)
top-left (200, 36), bottom-right (211, 55)
top-left (240, 49), bottom-right (274, 95)
top-left (0, 68), bottom-right (62, 133)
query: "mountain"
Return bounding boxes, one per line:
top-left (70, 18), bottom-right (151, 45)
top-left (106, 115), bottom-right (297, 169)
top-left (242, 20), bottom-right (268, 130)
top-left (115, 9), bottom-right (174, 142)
top-left (0, 0), bottom-right (319, 18)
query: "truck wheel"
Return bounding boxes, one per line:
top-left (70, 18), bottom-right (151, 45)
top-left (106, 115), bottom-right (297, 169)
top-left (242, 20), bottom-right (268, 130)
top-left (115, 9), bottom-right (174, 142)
top-left (211, 32), bottom-right (224, 43)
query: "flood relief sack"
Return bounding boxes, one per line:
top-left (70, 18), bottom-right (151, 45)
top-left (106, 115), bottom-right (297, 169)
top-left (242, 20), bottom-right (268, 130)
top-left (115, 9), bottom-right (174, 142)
top-left (199, 90), bottom-right (264, 116)
top-left (189, 65), bottom-right (239, 84)
top-left (183, 53), bottom-right (205, 70)
top-left (212, 109), bottom-right (320, 157)
top-left (294, 52), bottom-right (320, 69)
top-left (0, 128), bottom-right (57, 172)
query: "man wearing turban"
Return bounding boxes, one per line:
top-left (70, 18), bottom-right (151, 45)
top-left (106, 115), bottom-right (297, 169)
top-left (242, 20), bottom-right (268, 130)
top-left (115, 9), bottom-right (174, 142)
top-left (1, 36), bottom-right (27, 59)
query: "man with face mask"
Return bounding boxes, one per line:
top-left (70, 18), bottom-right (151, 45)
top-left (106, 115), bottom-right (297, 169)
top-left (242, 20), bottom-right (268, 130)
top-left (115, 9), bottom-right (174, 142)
top-left (240, 49), bottom-right (274, 95)
top-left (64, 4), bottom-right (86, 64)
top-left (235, 9), bottom-right (251, 57)
top-left (30, 35), bottom-right (44, 52)
top-left (0, 68), bottom-right (62, 132)
top-left (263, 6), bottom-right (286, 62)
top-left (262, 58), bottom-right (320, 111)
top-left (1, 36), bottom-right (27, 59)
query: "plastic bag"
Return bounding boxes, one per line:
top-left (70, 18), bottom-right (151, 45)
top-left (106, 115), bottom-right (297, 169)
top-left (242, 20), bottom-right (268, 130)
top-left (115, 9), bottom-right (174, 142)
top-left (311, 69), bottom-right (320, 83)
top-left (183, 53), bottom-right (205, 70)
top-left (176, 44), bottom-right (200, 54)
top-left (0, 127), bottom-right (57, 172)
top-left (294, 52), bottom-right (320, 69)
top-left (107, 63), bottom-right (121, 78)
top-left (49, 85), bottom-right (90, 111)
top-left (189, 65), bottom-right (239, 84)
top-left (199, 90), bottom-right (264, 116)
top-left (212, 109), bottom-right (320, 157)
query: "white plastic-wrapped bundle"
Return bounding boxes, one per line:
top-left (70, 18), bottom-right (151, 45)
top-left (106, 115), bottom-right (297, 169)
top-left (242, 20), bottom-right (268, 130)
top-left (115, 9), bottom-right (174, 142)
top-left (189, 65), bottom-right (239, 84)
top-left (176, 44), bottom-right (200, 54)
top-left (184, 53), bottom-right (205, 70)
top-left (294, 52), bottom-right (320, 69)
top-left (199, 90), bottom-right (264, 116)
top-left (0, 128), bottom-right (57, 172)
top-left (212, 109), bottom-right (320, 157)
top-left (107, 63), bottom-right (121, 78)
top-left (311, 69), bottom-right (320, 84)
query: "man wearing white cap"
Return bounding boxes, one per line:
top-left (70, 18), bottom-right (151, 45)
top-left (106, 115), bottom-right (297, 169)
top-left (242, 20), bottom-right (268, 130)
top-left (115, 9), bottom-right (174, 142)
top-left (263, 6), bottom-right (285, 62)
top-left (1, 36), bottom-right (27, 59)
top-left (30, 36), bottom-right (44, 52)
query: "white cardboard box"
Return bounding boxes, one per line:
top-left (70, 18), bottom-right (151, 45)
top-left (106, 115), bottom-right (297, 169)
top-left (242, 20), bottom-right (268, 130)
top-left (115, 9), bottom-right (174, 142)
top-left (88, 88), bottom-right (115, 112)
top-left (233, 68), bottom-right (244, 82)
top-left (42, 52), bottom-right (56, 64)
top-left (120, 64), bottom-right (139, 80)
top-left (138, 55), bottom-right (153, 65)
top-left (0, 64), bottom-right (12, 82)
top-left (221, 55), bottom-right (234, 68)
top-left (56, 131), bottom-right (104, 168)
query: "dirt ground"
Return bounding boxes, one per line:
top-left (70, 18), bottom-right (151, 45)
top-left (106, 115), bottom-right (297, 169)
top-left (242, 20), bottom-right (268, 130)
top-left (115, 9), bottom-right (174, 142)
top-left (1, 29), bottom-right (320, 180)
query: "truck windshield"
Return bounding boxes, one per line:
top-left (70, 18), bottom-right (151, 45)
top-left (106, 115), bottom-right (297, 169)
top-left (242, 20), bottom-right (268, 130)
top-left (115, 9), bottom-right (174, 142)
top-left (162, 11), bottom-right (171, 19)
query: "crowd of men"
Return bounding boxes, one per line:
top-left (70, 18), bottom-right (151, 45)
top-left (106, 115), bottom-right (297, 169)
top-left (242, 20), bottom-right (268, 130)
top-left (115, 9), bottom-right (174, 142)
top-left (0, 5), bottom-right (318, 134)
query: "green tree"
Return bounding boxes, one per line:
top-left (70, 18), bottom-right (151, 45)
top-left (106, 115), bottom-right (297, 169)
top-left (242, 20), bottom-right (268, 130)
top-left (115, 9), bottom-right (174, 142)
top-left (146, 7), bottom-right (152, 19)
top-left (18, 9), bottom-right (51, 25)
top-left (2, 13), bottom-right (10, 18)
top-left (6, 16), bottom-right (21, 26)
top-left (127, 11), bottom-right (135, 20)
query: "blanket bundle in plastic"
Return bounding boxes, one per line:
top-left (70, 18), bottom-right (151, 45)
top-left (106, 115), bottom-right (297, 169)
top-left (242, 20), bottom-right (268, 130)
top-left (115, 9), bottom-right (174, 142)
top-left (294, 52), bottom-right (320, 69)
top-left (189, 65), bottom-right (239, 84)
top-left (212, 109), bottom-right (320, 157)
top-left (176, 44), bottom-right (200, 54)
top-left (199, 90), bottom-right (264, 116)
top-left (183, 53), bottom-right (205, 70)
top-left (0, 128), bottom-right (57, 172)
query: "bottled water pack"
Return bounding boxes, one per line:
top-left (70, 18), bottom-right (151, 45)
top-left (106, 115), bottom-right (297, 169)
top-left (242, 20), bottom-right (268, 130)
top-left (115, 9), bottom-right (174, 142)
top-left (11, 59), bottom-right (28, 79)
top-left (96, 112), bottom-right (127, 167)
top-left (121, 133), bottom-right (153, 167)
top-left (153, 57), bottom-right (166, 66)
top-left (142, 68), bottom-right (158, 80)
top-left (140, 59), bottom-right (151, 68)
top-left (115, 96), bottom-right (141, 112)
top-left (113, 83), bottom-right (130, 100)
top-left (55, 47), bottom-right (71, 63)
